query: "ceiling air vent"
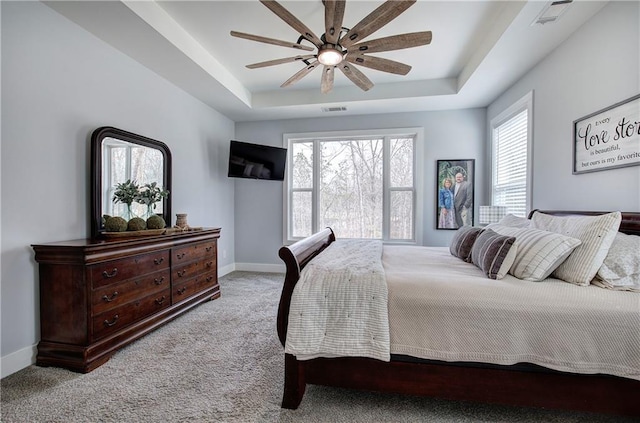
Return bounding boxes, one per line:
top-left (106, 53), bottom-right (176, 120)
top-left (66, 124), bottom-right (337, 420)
top-left (321, 106), bottom-right (347, 113)
top-left (532, 0), bottom-right (573, 26)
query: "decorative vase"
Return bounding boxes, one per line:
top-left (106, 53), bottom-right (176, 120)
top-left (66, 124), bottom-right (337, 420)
top-left (124, 204), bottom-right (134, 221)
top-left (175, 213), bottom-right (188, 229)
top-left (145, 204), bottom-right (156, 219)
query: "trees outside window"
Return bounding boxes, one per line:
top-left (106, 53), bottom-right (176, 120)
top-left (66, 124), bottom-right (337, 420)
top-left (285, 129), bottom-right (420, 242)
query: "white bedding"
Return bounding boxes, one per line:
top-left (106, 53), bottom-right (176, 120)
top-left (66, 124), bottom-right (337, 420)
top-left (285, 239), bottom-right (390, 361)
top-left (385, 246), bottom-right (640, 381)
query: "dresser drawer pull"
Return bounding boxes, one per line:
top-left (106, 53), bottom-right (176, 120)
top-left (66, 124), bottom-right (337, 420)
top-left (155, 296), bottom-right (167, 305)
top-left (102, 292), bottom-right (119, 302)
top-left (205, 246), bottom-right (213, 252)
top-left (177, 287), bottom-right (187, 295)
top-left (177, 270), bottom-right (187, 277)
top-left (176, 252), bottom-right (186, 260)
top-left (206, 261), bottom-right (214, 268)
top-left (103, 315), bottom-right (119, 327)
top-left (206, 276), bottom-right (214, 282)
top-left (102, 268), bottom-right (118, 279)
top-left (154, 277), bottom-right (165, 285)
top-left (154, 257), bottom-right (165, 265)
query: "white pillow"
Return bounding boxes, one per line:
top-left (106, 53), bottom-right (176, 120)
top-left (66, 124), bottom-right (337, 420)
top-left (595, 232), bottom-right (640, 292)
top-left (531, 211), bottom-right (621, 286)
top-left (488, 224), bottom-right (582, 281)
top-left (497, 214), bottom-right (531, 228)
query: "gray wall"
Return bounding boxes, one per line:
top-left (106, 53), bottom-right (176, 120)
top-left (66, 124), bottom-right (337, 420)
top-left (488, 1), bottom-right (640, 212)
top-left (235, 109), bottom-right (487, 265)
top-left (1, 2), bottom-right (235, 374)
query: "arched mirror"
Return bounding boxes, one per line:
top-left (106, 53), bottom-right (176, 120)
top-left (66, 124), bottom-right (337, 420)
top-left (91, 127), bottom-right (172, 238)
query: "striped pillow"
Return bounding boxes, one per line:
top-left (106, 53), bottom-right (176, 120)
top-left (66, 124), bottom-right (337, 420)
top-left (531, 211), bottom-right (622, 286)
top-left (471, 229), bottom-right (517, 279)
top-left (489, 224), bottom-right (582, 281)
top-left (449, 225), bottom-right (482, 262)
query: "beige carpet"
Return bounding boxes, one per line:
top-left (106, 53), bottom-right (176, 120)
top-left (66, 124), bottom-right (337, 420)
top-left (1, 271), bottom-right (635, 422)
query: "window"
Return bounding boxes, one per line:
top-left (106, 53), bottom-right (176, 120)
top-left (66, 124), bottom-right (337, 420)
top-left (490, 92), bottom-right (533, 217)
top-left (284, 129), bottom-right (422, 243)
top-left (102, 138), bottom-right (164, 218)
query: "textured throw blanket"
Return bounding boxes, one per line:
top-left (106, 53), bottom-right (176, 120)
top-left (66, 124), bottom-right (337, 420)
top-left (285, 239), bottom-right (390, 361)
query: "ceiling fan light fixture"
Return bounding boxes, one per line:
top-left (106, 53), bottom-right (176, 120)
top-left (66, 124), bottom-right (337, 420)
top-left (317, 46), bottom-right (344, 66)
top-left (232, 0), bottom-right (431, 91)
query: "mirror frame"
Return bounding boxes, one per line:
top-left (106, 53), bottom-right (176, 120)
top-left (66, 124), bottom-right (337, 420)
top-left (91, 126), bottom-right (172, 238)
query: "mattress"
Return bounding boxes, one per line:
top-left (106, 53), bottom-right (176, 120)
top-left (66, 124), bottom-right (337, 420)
top-left (384, 246), bottom-right (640, 381)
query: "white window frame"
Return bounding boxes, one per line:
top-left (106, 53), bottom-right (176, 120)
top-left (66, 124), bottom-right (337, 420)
top-left (283, 128), bottom-right (424, 244)
top-left (489, 91), bottom-right (533, 217)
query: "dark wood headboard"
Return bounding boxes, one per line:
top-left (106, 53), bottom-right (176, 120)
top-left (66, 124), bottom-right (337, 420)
top-left (529, 210), bottom-right (640, 236)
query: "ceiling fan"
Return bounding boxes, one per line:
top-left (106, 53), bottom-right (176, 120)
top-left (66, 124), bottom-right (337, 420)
top-left (230, 0), bottom-right (432, 93)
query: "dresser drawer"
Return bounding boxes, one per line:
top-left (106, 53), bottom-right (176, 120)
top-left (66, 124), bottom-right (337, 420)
top-left (91, 288), bottom-right (171, 340)
top-left (91, 269), bottom-right (170, 315)
top-left (91, 250), bottom-right (170, 288)
top-left (172, 241), bottom-right (216, 265)
top-left (195, 271), bottom-right (218, 291)
top-left (173, 258), bottom-right (216, 281)
top-left (172, 276), bottom-right (199, 304)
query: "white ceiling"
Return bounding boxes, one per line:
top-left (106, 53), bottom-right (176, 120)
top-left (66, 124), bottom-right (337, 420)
top-left (46, 0), bottom-right (607, 122)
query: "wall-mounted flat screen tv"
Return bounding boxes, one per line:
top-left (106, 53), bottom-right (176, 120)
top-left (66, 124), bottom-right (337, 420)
top-left (228, 140), bottom-right (287, 181)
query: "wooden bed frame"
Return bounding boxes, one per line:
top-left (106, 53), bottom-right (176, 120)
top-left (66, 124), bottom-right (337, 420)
top-left (276, 210), bottom-right (640, 417)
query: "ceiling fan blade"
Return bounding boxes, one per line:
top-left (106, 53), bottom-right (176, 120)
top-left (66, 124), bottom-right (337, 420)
top-left (324, 0), bottom-right (346, 44)
top-left (338, 63), bottom-right (374, 91)
top-left (339, 0), bottom-right (416, 48)
top-left (246, 55), bottom-right (316, 69)
top-left (259, 0), bottom-right (323, 47)
top-left (281, 60), bottom-right (320, 88)
top-left (346, 54), bottom-right (411, 75)
top-left (230, 31), bottom-right (314, 51)
top-left (321, 66), bottom-right (335, 94)
top-left (350, 31), bottom-right (432, 54)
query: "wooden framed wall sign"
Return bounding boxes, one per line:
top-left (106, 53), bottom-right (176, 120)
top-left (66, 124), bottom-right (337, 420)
top-left (573, 94), bottom-right (640, 174)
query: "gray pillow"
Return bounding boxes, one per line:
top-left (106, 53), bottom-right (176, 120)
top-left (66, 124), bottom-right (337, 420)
top-left (471, 229), bottom-right (517, 279)
top-left (449, 226), bottom-right (483, 263)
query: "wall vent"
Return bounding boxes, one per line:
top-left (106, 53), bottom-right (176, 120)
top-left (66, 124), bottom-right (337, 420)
top-left (532, 0), bottom-right (573, 25)
top-left (321, 106), bottom-right (347, 113)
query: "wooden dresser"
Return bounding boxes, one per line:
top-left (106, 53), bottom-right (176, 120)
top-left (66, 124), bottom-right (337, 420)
top-left (32, 228), bottom-right (221, 373)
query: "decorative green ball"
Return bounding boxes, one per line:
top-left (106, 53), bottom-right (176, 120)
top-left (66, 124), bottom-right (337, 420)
top-left (147, 214), bottom-right (166, 229)
top-left (127, 217), bottom-right (147, 231)
top-left (104, 216), bottom-right (128, 232)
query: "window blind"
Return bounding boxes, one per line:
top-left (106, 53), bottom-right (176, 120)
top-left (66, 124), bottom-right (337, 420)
top-left (492, 109), bottom-right (528, 217)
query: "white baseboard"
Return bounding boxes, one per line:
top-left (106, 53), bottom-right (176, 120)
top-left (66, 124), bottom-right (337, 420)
top-left (1, 344), bottom-right (37, 379)
top-left (1, 262), bottom-right (283, 379)
top-left (234, 263), bottom-right (285, 273)
top-left (218, 263), bottom-right (236, 277)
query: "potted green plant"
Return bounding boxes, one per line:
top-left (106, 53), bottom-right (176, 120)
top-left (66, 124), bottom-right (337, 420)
top-left (137, 182), bottom-right (169, 219)
top-left (112, 179), bottom-right (140, 220)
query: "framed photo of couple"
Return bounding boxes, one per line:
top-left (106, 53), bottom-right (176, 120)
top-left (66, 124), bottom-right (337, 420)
top-left (436, 159), bottom-right (475, 230)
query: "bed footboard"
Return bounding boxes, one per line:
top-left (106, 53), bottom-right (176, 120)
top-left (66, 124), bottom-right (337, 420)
top-left (277, 227), bottom-right (335, 347)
